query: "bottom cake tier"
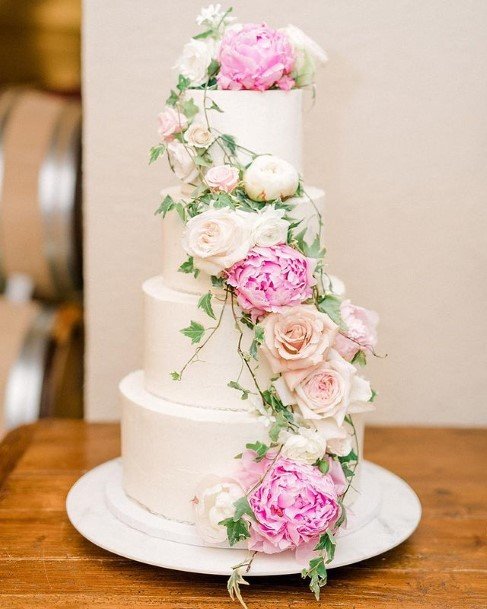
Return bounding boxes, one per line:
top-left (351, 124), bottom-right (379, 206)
top-left (121, 371), bottom-right (365, 529)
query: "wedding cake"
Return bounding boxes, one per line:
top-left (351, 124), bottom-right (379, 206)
top-left (120, 5), bottom-right (379, 604)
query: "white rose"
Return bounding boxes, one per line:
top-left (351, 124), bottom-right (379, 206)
top-left (193, 477), bottom-right (244, 544)
top-left (316, 418), bottom-right (353, 457)
top-left (274, 349), bottom-right (373, 425)
top-left (176, 38), bottom-right (216, 87)
top-left (280, 427), bottom-right (326, 464)
top-left (182, 207), bottom-right (253, 275)
top-left (184, 122), bottom-right (215, 148)
top-left (167, 141), bottom-right (199, 184)
top-left (243, 155), bottom-right (299, 202)
top-left (281, 25), bottom-right (328, 87)
top-left (251, 206), bottom-right (289, 247)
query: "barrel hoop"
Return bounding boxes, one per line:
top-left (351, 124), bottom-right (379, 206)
top-left (38, 101), bottom-right (82, 299)
top-left (3, 307), bottom-right (56, 430)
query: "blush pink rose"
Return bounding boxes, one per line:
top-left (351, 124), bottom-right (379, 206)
top-left (247, 458), bottom-right (340, 554)
top-left (205, 165), bottom-right (239, 193)
top-left (260, 305), bottom-right (338, 374)
top-left (157, 106), bottom-right (187, 141)
top-left (334, 300), bottom-right (379, 361)
top-left (226, 244), bottom-right (317, 322)
top-left (217, 23), bottom-right (295, 91)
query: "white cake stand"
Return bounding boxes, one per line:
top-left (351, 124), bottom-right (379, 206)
top-left (66, 459), bottom-right (421, 576)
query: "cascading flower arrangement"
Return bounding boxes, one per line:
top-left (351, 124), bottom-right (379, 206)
top-left (150, 5), bottom-right (380, 608)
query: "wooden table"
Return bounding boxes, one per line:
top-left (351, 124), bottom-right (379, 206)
top-left (0, 421), bottom-right (485, 608)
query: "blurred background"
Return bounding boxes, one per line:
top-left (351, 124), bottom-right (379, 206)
top-left (0, 0), bottom-right (83, 439)
top-left (0, 0), bottom-right (486, 438)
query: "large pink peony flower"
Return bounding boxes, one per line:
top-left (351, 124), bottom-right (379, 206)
top-left (334, 300), bottom-right (379, 361)
top-left (217, 23), bottom-right (295, 91)
top-left (226, 244), bottom-right (317, 321)
top-left (247, 457), bottom-right (341, 554)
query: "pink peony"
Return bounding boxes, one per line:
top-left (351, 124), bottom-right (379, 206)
top-left (248, 458), bottom-right (341, 554)
top-left (157, 106), bottom-right (187, 141)
top-left (217, 23), bottom-right (295, 91)
top-left (334, 300), bottom-right (379, 361)
top-left (205, 165), bottom-right (239, 192)
top-left (226, 244), bottom-right (317, 321)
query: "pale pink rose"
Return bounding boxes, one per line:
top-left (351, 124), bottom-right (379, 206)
top-left (226, 244), bottom-right (317, 322)
top-left (217, 23), bottom-right (295, 91)
top-left (334, 300), bottom-right (379, 361)
top-left (260, 305), bottom-right (338, 374)
top-left (247, 458), bottom-right (340, 554)
top-left (276, 349), bottom-right (373, 425)
top-left (205, 165), bottom-right (239, 193)
top-left (157, 107), bottom-right (187, 141)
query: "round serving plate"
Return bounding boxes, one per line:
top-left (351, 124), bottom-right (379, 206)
top-left (66, 458), bottom-right (421, 576)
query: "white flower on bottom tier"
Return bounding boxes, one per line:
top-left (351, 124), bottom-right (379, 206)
top-left (167, 141), bottom-right (199, 184)
top-left (280, 427), bottom-right (327, 464)
top-left (243, 155), bottom-right (299, 202)
top-left (182, 207), bottom-right (253, 275)
top-left (275, 349), bottom-right (373, 425)
top-left (194, 477), bottom-right (244, 544)
top-left (251, 206), bottom-right (289, 247)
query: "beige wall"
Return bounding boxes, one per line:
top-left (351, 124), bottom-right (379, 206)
top-left (83, 0), bottom-right (487, 425)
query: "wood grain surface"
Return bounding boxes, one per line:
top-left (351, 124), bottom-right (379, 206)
top-left (0, 420), bottom-right (485, 608)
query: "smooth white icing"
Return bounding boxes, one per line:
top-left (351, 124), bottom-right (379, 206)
top-left (121, 371), bottom-right (364, 524)
top-left (190, 89), bottom-right (303, 173)
top-left (143, 275), bottom-right (272, 410)
top-left (159, 184), bottom-right (325, 295)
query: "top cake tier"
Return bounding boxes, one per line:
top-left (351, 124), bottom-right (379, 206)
top-left (189, 89), bottom-right (303, 173)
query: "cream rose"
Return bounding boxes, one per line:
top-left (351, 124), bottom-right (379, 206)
top-left (167, 140), bottom-right (199, 184)
top-left (251, 206), bottom-right (289, 247)
top-left (182, 207), bottom-right (253, 275)
top-left (157, 106), bottom-right (187, 142)
top-left (193, 477), bottom-right (244, 544)
top-left (176, 38), bottom-right (216, 87)
top-left (281, 25), bottom-right (328, 87)
top-left (205, 165), bottom-right (239, 192)
top-left (280, 427), bottom-right (327, 464)
top-left (260, 305), bottom-right (338, 374)
top-left (316, 418), bottom-right (353, 457)
top-left (275, 349), bottom-right (373, 425)
top-left (243, 155), bottom-right (299, 202)
top-left (184, 123), bottom-right (215, 148)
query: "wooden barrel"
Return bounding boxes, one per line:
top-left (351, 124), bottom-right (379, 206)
top-left (0, 88), bottom-right (82, 301)
top-left (0, 298), bottom-right (83, 438)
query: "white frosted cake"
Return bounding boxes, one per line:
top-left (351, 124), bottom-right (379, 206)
top-left (120, 5), bottom-right (379, 603)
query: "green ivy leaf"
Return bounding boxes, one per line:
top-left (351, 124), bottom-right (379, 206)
top-left (210, 275), bottom-right (225, 289)
top-left (155, 194), bottom-right (175, 217)
top-left (338, 449), bottom-right (358, 464)
top-left (176, 74), bottom-right (191, 92)
top-left (306, 234), bottom-right (326, 259)
top-left (369, 388), bottom-right (377, 402)
top-left (219, 517), bottom-right (250, 546)
top-left (249, 324), bottom-right (265, 360)
top-left (197, 292), bottom-right (216, 320)
top-left (351, 350), bottom-right (367, 367)
top-left (181, 98), bottom-right (199, 119)
top-left (193, 29), bottom-right (214, 40)
top-left (174, 202), bottom-right (186, 222)
top-left (317, 295), bottom-right (343, 326)
top-left (149, 144), bottom-right (166, 164)
top-left (213, 193), bottom-right (235, 209)
top-left (228, 381), bottom-right (251, 400)
top-left (239, 313), bottom-right (254, 330)
top-left (170, 371), bottom-right (181, 381)
top-left (233, 496), bottom-right (254, 520)
top-left (207, 58), bottom-right (220, 78)
top-left (301, 555), bottom-right (328, 600)
top-left (207, 99), bottom-right (223, 113)
top-left (314, 531), bottom-right (336, 562)
top-left (165, 89), bottom-right (179, 107)
top-left (245, 440), bottom-right (270, 462)
top-left (178, 256), bottom-right (200, 278)
top-left (194, 154), bottom-right (213, 167)
top-left (220, 133), bottom-right (237, 155)
top-left (180, 321), bottom-right (205, 344)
